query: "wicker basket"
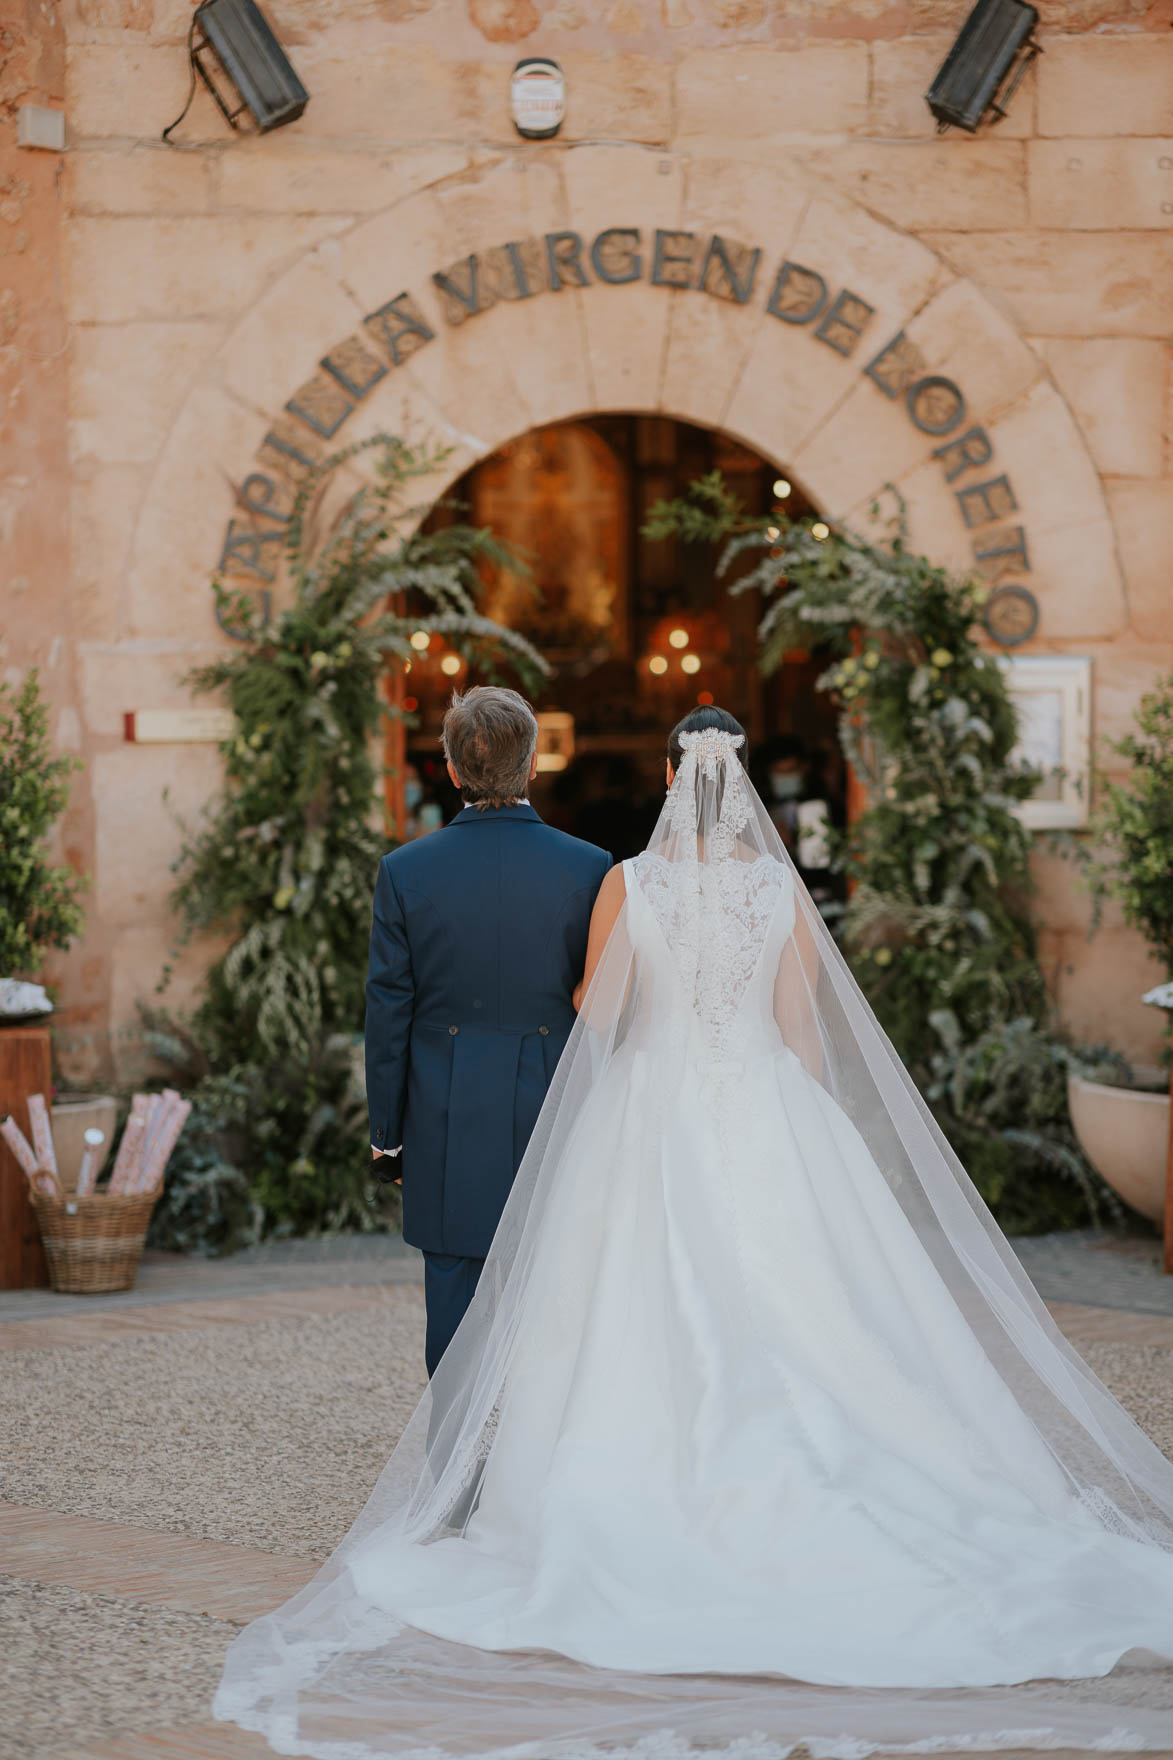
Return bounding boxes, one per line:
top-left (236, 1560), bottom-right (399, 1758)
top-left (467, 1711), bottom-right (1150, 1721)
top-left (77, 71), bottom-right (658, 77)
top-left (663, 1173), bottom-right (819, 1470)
top-left (32, 1189), bottom-right (158, 1294)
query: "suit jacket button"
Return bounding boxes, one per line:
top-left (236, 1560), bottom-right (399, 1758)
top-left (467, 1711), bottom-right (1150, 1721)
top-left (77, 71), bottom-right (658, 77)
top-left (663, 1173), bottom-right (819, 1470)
top-left (449, 1025), bottom-right (459, 1035)
top-left (539, 1025), bottom-right (550, 1036)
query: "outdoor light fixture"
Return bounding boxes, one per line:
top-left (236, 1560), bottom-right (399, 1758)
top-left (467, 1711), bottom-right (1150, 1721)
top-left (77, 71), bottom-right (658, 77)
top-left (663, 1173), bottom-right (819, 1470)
top-left (925, 0), bottom-right (1039, 134)
top-left (511, 57), bottom-right (565, 139)
top-left (164, 0), bottom-right (308, 141)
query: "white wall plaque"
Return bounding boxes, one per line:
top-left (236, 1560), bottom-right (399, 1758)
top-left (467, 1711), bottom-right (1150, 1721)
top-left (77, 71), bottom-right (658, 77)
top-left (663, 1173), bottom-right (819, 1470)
top-left (998, 654), bottom-right (1091, 830)
top-left (17, 105), bottom-right (66, 151)
top-left (124, 708), bottom-right (235, 743)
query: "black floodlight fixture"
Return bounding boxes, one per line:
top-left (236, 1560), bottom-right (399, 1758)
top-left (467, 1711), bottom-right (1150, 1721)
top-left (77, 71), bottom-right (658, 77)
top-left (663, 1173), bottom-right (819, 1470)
top-left (926, 0), bottom-right (1040, 133)
top-left (164, 0), bottom-right (308, 141)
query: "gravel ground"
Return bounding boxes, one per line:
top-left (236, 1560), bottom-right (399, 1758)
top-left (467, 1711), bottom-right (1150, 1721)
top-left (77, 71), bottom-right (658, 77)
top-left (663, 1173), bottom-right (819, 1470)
top-left (0, 1577), bottom-right (230, 1760)
top-left (0, 1292), bottom-right (428, 1561)
top-left (1, 1297), bottom-right (1172, 1568)
top-left (1078, 1341), bottom-right (1173, 1461)
top-left (3, 1292), bottom-right (1173, 1760)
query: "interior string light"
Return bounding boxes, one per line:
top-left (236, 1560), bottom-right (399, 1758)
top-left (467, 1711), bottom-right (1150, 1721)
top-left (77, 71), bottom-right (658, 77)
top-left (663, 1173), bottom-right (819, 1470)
top-left (440, 654), bottom-right (462, 676)
top-left (811, 522), bottom-right (830, 541)
top-left (681, 654), bottom-right (701, 675)
top-left (649, 655), bottom-right (668, 676)
top-left (668, 628), bottom-right (689, 649)
top-left (410, 631), bottom-right (430, 651)
top-left (773, 478), bottom-right (792, 498)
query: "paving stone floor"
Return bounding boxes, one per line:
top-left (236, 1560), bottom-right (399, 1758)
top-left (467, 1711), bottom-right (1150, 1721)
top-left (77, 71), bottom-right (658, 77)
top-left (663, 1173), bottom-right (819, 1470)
top-left (2, 1228), bottom-right (1173, 1760)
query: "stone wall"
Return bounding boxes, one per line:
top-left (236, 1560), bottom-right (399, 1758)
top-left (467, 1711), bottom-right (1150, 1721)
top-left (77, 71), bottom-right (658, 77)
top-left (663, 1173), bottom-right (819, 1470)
top-left (7, 0), bottom-right (1173, 1074)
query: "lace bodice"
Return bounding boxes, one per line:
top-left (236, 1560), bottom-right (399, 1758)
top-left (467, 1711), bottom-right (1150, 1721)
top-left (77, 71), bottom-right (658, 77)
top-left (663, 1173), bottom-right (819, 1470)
top-left (626, 852), bottom-right (794, 1061)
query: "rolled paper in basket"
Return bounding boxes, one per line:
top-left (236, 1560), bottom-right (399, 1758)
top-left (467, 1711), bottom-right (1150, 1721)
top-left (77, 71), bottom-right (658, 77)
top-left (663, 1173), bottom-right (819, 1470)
top-left (140, 1088), bottom-right (180, 1172)
top-left (31, 1166), bottom-right (62, 1201)
top-left (107, 1095), bottom-right (148, 1194)
top-left (27, 1094), bottom-right (58, 1177)
top-left (140, 1093), bottom-right (163, 1165)
top-left (137, 1096), bottom-right (191, 1195)
top-left (0, 1115), bottom-right (39, 1180)
top-left (76, 1128), bottom-right (106, 1197)
top-left (107, 1109), bottom-right (146, 1196)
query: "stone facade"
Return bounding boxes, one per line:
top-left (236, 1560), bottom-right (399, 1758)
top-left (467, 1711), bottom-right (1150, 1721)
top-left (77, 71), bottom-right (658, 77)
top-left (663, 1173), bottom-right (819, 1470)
top-left (3, 0), bottom-right (1172, 1077)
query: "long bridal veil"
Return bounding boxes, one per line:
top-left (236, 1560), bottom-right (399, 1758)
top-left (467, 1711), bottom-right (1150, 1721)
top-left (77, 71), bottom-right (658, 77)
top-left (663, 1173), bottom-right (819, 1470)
top-left (215, 731), bottom-right (1173, 1759)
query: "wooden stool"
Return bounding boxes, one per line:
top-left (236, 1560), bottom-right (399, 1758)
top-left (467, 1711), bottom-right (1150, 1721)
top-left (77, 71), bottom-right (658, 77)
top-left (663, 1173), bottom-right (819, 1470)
top-left (0, 1025), bottom-right (52, 1289)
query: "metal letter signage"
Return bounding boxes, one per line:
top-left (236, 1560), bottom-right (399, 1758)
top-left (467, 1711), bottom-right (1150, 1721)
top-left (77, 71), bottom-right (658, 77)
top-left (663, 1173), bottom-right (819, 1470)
top-left (217, 222), bottom-right (1040, 646)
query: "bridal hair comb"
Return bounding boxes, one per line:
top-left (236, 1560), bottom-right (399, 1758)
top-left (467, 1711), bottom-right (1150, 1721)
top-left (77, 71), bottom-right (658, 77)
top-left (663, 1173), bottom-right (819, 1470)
top-left (677, 728), bottom-right (746, 775)
top-left (671, 729), bottom-right (751, 854)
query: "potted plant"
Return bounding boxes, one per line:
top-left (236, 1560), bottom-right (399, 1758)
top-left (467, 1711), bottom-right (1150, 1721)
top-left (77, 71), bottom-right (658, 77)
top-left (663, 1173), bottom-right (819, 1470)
top-left (0, 671), bottom-right (86, 999)
top-left (1070, 674), bottom-right (1173, 1229)
top-left (0, 673), bottom-right (114, 1191)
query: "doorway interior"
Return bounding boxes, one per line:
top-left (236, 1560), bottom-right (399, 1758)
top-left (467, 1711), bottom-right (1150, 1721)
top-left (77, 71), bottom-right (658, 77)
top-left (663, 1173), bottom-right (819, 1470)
top-left (400, 415), bottom-right (846, 871)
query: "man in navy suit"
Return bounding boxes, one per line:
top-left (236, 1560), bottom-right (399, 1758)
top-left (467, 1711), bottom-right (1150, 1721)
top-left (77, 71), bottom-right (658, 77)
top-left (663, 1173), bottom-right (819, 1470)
top-left (366, 686), bottom-right (611, 1376)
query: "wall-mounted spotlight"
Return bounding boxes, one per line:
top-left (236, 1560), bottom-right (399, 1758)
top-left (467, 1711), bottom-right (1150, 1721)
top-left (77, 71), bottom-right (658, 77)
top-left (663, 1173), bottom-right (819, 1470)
top-left (925, 0), bottom-right (1040, 134)
top-left (164, 0), bottom-right (308, 142)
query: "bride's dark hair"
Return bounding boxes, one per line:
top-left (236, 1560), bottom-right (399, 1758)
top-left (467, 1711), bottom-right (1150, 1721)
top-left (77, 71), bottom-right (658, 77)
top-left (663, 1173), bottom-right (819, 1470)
top-left (667, 705), bottom-right (748, 772)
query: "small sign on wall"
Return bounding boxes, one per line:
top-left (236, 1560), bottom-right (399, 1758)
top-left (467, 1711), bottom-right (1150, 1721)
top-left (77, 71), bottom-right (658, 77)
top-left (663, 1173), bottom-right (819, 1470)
top-left (511, 58), bottom-right (565, 139)
top-left (124, 709), bottom-right (235, 743)
top-left (999, 655), bottom-right (1091, 830)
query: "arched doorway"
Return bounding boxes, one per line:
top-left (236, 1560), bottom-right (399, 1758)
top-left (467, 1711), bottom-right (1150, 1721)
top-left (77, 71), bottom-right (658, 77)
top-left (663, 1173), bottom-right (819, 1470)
top-left (401, 415), bottom-right (846, 894)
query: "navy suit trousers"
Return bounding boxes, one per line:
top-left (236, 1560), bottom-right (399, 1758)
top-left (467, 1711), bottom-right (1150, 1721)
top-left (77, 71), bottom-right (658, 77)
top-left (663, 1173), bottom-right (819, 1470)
top-left (422, 1251), bottom-right (485, 1377)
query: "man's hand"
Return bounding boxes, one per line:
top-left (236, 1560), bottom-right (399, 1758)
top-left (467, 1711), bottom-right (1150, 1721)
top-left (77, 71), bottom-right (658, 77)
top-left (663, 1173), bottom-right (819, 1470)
top-left (372, 1147), bottom-right (403, 1187)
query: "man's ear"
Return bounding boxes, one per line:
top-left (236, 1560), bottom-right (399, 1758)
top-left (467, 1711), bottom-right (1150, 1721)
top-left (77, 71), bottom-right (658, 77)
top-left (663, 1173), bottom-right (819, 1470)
top-left (446, 760), bottom-right (462, 790)
top-left (529, 749), bottom-right (539, 783)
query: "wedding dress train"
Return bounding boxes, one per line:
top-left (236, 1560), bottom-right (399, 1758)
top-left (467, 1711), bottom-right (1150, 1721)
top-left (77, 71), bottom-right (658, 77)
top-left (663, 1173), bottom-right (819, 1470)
top-left (215, 731), bottom-right (1173, 1758)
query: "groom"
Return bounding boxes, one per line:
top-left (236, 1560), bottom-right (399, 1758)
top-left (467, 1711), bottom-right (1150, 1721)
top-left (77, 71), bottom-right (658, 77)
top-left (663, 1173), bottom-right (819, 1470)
top-left (366, 686), bottom-right (611, 1376)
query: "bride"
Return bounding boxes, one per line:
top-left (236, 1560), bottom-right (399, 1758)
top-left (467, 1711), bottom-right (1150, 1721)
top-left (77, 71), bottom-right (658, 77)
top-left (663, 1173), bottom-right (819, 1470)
top-left (215, 707), bottom-right (1173, 1758)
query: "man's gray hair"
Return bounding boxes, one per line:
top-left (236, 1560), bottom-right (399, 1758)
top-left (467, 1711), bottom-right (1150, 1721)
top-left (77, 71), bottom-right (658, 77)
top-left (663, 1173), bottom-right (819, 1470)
top-left (442, 686), bottom-right (539, 810)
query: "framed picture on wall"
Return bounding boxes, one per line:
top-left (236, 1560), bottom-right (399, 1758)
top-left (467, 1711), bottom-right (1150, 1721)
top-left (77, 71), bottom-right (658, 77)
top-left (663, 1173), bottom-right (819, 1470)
top-left (997, 655), bottom-right (1092, 830)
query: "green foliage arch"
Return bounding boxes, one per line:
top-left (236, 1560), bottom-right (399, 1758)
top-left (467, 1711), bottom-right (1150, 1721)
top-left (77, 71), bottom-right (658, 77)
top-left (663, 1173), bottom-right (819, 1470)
top-left (152, 435), bottom-right (546, 1249)
top-left (645, 474), bottom-right (1115, 1232)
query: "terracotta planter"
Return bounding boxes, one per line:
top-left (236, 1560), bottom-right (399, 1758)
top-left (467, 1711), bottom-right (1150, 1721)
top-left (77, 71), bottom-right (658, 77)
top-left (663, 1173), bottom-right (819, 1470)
top-left (50, 1093), bottom-right (118, 1193)
top-left (1067, 1073), bottom-right (1170, 1226)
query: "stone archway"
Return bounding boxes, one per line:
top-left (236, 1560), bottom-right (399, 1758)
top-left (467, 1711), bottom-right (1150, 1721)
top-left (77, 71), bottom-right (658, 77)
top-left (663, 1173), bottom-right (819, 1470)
top-left (98, 144), bottom-right (1132, 1056)
top-left (126, 143), bottom-right (1126, 653)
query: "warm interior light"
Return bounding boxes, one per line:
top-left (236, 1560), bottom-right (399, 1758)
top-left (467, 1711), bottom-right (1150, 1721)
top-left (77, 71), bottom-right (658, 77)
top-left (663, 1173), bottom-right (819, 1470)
top-left (440, 654), bottom-right (462, 676)
top-left (681, 654), bottom-right (701, 675)
top-left (766, 526), bottom-right (780, 541)
top-left (697, 690), bottom-right (714, 706)
top-left (811, 521), bottom-right (830, 541)
top-left (410, 631), bottom-right (430, 651)
top-left (773, 478), bottom-right (792, 498)
top-left (648, 655), bottom-right (669, 675)
top-left (668, 627), bottom-right (689, 649)
top-left (403, 695), bottom-right (419, 713)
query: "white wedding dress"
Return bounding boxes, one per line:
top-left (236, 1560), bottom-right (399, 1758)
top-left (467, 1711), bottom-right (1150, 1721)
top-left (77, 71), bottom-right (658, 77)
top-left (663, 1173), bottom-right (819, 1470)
top-left (215, 731), bottom-right (1173, 1758)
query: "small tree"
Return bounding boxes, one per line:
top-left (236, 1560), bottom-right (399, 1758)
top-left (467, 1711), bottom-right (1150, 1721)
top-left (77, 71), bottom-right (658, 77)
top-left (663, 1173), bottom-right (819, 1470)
top-left (0, 671), bottom-right (86, 976)
top-left (155, 434), bottom-right (548, 1245)
top-left (1083, 673), bottom-right (1173, 992)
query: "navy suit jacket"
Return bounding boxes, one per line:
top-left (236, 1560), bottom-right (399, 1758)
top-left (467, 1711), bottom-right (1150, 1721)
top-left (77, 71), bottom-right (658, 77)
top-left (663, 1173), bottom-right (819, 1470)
top-left (365, 803), bottom-right (611, 1258)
